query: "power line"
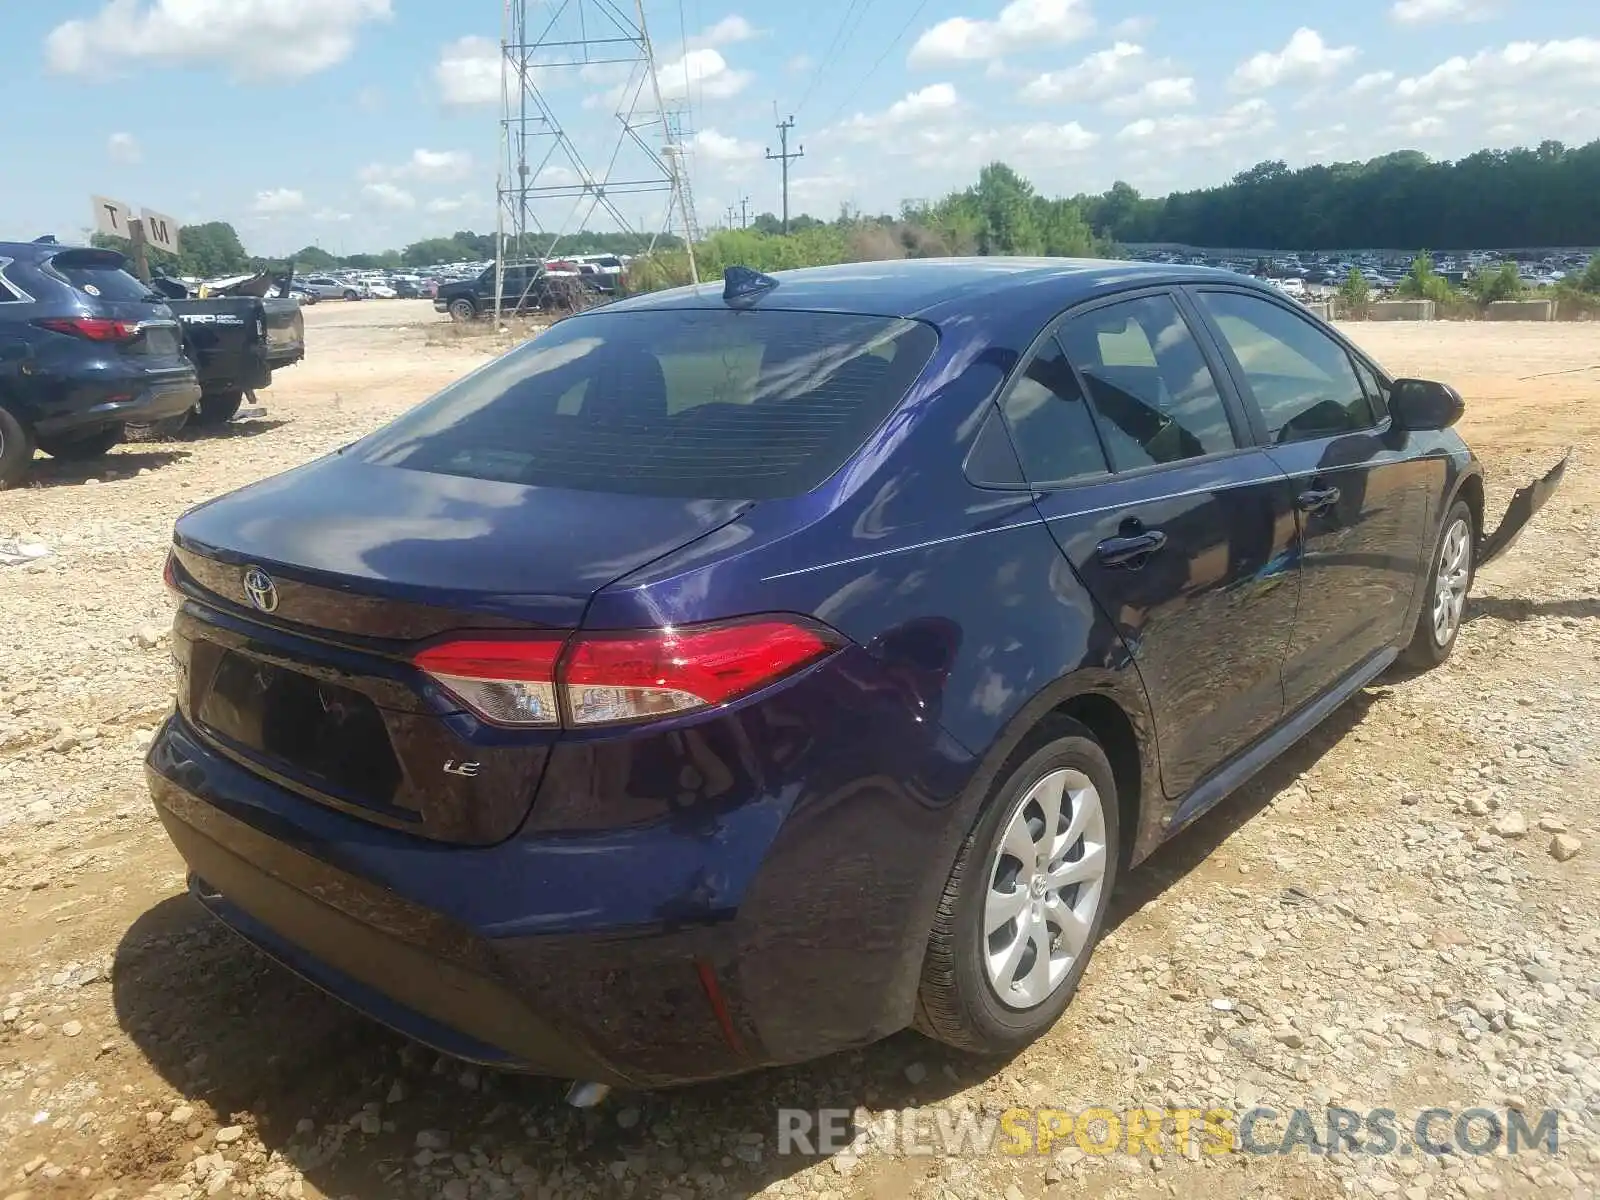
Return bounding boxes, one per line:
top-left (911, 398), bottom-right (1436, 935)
top-left (816, 0), bottom-right (931, 129)
top-left (793, 0), bottom-right (872, 116)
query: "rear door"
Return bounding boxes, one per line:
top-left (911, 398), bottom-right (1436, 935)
top-left (1188, 288), bottom-right (1432, 710)
top-left (1006, 289), bottom-right (1301, 800)
top-left (43, 248), bottom-right (191, 375)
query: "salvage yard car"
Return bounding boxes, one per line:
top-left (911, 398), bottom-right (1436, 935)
top-left (0, 241), bottom-right (200, 486)
top-left (147, 259), bottom-right (1565, 1095)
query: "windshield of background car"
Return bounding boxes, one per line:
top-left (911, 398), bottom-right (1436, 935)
top-left (357, 307), bottom-right (938, 500)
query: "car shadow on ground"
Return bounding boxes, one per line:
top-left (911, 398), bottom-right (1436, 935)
top-left (1465, 594), bottom-right (1600, 623)
top-left (111, 688), bottom-right (1387, 1198)
top-left (27, 449), bottom-right (190, 487)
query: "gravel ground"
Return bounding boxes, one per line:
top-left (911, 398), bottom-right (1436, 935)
top-left (1, 308), bottom-right (1596, 1200)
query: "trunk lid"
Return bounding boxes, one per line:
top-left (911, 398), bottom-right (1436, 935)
top-left (170, 455), bottom-right (748, 844)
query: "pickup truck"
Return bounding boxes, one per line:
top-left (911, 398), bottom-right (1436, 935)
top-left (434, 262), bottom-right (596, 320)
top-left (151, 274), bottom-right (306, 427)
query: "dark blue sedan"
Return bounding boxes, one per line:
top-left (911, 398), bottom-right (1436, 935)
top-left (147, 258), bottom-right (1563, 1094)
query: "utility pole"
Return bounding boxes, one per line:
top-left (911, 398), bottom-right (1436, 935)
top-left (726, 204), bottom-right (738, 230)
top-left (765, 116), bottom-right (803, 234)
top-left (739, 196), bottom-right (750, 229)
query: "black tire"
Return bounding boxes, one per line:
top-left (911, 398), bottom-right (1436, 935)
top-left (343, 290), bottom-right (360, 301)
top-left (449, 298), bottom-right (477, 322)
top-left (195, 391), bottom-right (243, 426)
top-left (39, 425), bottom-right (123, 460)
top-left (0, 404), bottom-right (35, 488)
top-left (1398, 499), bottom-right (1475, 670)
top-left (915, 718), bottom-right (1121, 1055)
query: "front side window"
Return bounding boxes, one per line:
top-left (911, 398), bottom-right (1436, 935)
top-left (358, 308), bottom-right (937, 500)
top-left (1056, 294), bottom-right (1237, 471)
top-left (1353, 358), bottom-right (1389, 423)
top-left (1197, 291), bottom-right (1375, 443)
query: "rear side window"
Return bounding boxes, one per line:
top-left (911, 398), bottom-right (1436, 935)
top-left (46, 250), bottom-right (152, 302)
top-left (358, 308), bottom-right (938, 500)
top-left (999, 337), bottom-right (1109, 485)
top-left (1056, 295), bottom-right (1237, 471)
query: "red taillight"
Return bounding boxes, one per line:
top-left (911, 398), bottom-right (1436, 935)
top-left (414, 639), bottom-right (564, 727)
top-left (162, 550), bottom-right (180, 595)
top-left (413, 618), bottom-right (840, 729)
top-left (34, 316), bottom-right (139, 342)
top-left (564, 621), bottom-right (836, 725)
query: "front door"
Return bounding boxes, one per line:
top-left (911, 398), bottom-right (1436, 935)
top-left (1188, 288), bottom-right (1432, 710)
top-left (1000, 290), bottom-right (1302, 800)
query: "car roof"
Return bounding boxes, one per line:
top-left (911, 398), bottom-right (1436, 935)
top-left (600, 256), bottom-right (1260, 322)
top-left (0, 240), bottom-right (100, 262)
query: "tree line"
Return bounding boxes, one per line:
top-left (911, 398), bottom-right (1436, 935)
top-left (82, 137), bottom-right (1600, 281)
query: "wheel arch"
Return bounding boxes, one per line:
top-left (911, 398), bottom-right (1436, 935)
top-left (947, 668), bottom-right (1162, 876)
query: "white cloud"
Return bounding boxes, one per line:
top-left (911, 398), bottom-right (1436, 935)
top-left (1020, 42), bottom-right (1146, 103)
top-left (1105, 77), bottom-right (1196, 115)
top-left (361, 149), bottom-right (474, 183)
top-left (252, 188), bottom-right (306, 215)
top-left (107, 131), bottom-right (141, 164)
top-left (657, 47), bottom-right (751, 101)
top-left (1230, 28), bottom-right (1358, 92)
top-left (1395, 38), bottom-right (1600, 100)
top-left (1110, 16), bottom-right (1154, 37)
top-left (362, 182), bottom-right (415, 210)
top-left (839, 83), bottom-right (961, 140)
top-left (47, 0), bottom-right (390, 80)
top-left (312, 208), bottom-right (352, 223)
top-left (435, 35), bottom-right (498, 107)
top-left (1400, 115), bottom-right (1448, 137)
top-left (1118, 98), bottom-right (1275, 147)
top-left (909, 0), bottom-right (1094, 65)
top-left (968, 121), bottom-right (1100, 158)
top-left (424, 197), bottom-right (466, 214)
top-left (1349, 70), bottom-right (1395, 94)
top-left (786, 53), bottom-right (814, 74)
top-left (1391, 0), bottom-right (1496, 23)
top-left (692, 14), bottom-right (758, 49)
top-left (693, 129), bottom-right (763, 162)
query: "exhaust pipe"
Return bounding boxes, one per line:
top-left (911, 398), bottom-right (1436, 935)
top-left (565, 1081), bottom-right (611, 1109)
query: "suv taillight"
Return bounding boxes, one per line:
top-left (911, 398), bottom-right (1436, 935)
top-left (33, 316), bottom-right (139, 342)
top-left (414, 617), bottom-right (840, 728)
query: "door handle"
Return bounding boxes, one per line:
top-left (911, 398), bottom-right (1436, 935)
top-left (1095, 529), bottom-right (1167, 568)
top-left (1296, 486), bottom-right (1341, 514)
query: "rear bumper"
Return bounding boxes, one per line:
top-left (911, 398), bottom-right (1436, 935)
top-left (34, 375), bottom-right (200, 436)
top-left (145, 637), bottom-right (978, 1086)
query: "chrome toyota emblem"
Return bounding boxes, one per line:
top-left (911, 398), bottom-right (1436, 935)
top-left (242, 566), bottom-right (279, 613)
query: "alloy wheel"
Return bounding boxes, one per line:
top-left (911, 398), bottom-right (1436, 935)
top-left (983, 768), bottom-right (1108, 1010)
top-left (1432, 517), bottom-right (1472, 645)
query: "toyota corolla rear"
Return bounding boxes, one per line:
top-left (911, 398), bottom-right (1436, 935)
top-left (146, 300), bottom-right (965, 1086)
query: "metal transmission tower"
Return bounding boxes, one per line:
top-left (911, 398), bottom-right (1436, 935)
top-left (494, 0), bottom-right (699, 318)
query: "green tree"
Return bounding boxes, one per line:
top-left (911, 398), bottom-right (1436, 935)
top-left (1466, 262), bottom-right (1524, 304)
top-left (1336, 268), bottom-right (1370, 316)
top-left (291, 244), bottom-right (338, 269)
top-left (1396, 252), bottom-right (1455, 304)
top-left (965, 162), bottom-right (1042, 255)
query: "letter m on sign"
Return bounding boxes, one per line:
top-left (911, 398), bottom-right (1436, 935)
top-left (141, 208), bottom-right (181, 256)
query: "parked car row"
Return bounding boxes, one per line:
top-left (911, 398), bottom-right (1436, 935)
top-left (0, 240), bottom-right (304, 487)
top-left (434, 260), bottom-right (609, 321)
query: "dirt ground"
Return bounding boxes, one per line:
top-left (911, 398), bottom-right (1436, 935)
top-left (1, 303), bottom-right (1596, 1200)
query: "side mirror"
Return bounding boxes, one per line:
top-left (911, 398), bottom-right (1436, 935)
top-left (1389, 378), bottom-right (1464, 431)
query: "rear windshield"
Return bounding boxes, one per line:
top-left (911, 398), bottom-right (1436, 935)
top-left (357, 308), bottom-right (938, 499)
top-left (47, 250), bottom-right (153, 302)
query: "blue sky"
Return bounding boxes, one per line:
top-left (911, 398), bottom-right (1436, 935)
top-left (2, 0), bottom-right (1596, 256)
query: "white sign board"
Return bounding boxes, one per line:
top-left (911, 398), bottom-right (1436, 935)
top-left (141, 208), bottom-right (181, 255)
top-left (91, 195), bottom-right (136, 239)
